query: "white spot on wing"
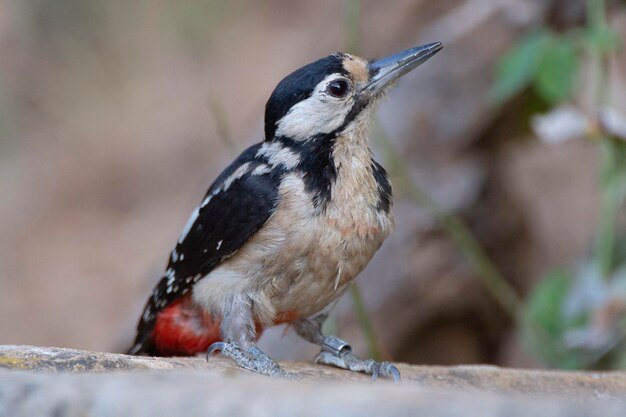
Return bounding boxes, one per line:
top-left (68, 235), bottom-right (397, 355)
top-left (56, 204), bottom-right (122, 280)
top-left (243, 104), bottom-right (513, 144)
top-left (200, 162), bottom-right (252, 209)
top-left (223, 162), bottom-right (251, 190)
top-left (256, 142), bottom-right (300, 169)
top-left (251, 164), bottom-right (271, 176)
top-left (201, 194), bottom-right (212, 208)
top-left (165, 268), bottom-right (175, 286)
top-left (178, 206), bottom-right (199, 243)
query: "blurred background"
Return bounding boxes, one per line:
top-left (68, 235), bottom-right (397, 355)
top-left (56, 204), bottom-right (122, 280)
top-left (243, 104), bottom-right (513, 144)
top-left (1, 0), bottom-right (626, 370)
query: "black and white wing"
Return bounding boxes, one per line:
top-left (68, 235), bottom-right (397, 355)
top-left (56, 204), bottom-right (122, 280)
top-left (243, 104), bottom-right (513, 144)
top-left (129, 144), bottom-right (281, 353)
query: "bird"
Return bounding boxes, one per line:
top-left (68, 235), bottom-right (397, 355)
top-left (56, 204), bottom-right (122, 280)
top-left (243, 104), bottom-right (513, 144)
top-left (128, 42), bottom-right (443, 380)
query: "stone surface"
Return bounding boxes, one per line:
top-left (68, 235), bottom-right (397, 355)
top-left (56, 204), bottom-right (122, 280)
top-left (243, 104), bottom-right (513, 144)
top-left (1, 345), bottom-right (626, 417)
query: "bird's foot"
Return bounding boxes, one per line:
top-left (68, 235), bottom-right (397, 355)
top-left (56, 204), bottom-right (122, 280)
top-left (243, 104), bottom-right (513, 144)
top-left (314, 336), bottom-right (401, 382)
top-left (207, 342), bottom-right (293, 378)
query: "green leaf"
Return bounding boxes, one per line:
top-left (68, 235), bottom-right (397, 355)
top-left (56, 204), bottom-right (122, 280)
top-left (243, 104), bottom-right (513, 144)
top-left (534, 37), bottom-right (578, 105)
top-left (489, 30), bottom-right (549, 104)
top-left (585, 25), bottom-right (620, 53)
top-left (525, 270), bottom-right (571, 337)
top-left (520, 269), bottom-right (580, 368)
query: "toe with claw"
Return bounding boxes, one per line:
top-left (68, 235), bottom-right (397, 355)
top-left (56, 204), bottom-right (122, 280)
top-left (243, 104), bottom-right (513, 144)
top-left (207, 341), bottom-right (292, 378)
top-left (314, 336), bottom-right (401, 382)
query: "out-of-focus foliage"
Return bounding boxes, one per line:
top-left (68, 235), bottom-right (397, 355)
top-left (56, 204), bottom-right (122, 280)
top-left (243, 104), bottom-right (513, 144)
top-left (493, 0), bottom-right (626, 369)
top-left (534, 36), bottom-right (578, 104)
top-left (523, 260), bottom-right (626, 369)
top-left (491, 23), bottom-right (618, 106)
top-left (491, 30), bottom-right (579, 105)
top-left (491, 31), bottom-right (547, 103)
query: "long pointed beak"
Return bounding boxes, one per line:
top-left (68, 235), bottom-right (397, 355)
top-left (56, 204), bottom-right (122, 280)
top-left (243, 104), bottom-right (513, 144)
top-left (362, 42), bottom-right (443, 94)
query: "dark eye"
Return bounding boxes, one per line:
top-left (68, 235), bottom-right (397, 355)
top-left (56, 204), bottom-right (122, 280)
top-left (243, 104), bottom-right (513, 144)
top-left (326, 80), bottom-right (350, 98)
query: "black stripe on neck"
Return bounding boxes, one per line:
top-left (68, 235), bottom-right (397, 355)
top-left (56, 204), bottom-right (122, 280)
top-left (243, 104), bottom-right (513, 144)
top-left (276, 134), bottom-right (337, 209)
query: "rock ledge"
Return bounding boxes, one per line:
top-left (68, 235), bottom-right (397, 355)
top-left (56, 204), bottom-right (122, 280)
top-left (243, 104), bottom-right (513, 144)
top-left (1, 345), bottom-right (626, 417)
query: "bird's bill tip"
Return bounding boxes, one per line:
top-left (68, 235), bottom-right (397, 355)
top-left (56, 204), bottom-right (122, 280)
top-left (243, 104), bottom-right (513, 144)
top-left (363, 42), bottom-right (443, 94)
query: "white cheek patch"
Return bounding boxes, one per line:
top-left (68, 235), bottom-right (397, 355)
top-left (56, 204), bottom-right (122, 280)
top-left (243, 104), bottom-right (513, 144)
top-left (275, 74), bottom-right (353, 141)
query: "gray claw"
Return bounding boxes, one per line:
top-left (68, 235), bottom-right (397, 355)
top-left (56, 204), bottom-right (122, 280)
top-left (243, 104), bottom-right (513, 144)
top-left (206, 341), bottom-right (227, 360)
top-left (371, 364), bottom-right (380, 381)
top-left (377, 362), bottom-right (401, 383)
top-left (207, 341), bottom-right (292, 378)
top-left (388, 364), bottom-right (401, 382)
top-left (314, 349), bottom-right (401, 382)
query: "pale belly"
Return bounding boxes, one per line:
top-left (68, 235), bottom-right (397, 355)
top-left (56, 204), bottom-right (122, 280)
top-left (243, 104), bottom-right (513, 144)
top-left (191, 172), bottom-right (394, 326)
top-left (263, 214), bottom-right (391, 319)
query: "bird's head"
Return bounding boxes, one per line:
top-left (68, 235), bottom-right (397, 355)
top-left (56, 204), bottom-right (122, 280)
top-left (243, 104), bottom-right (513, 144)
top-left (264, 42), bottom-right (443, 142)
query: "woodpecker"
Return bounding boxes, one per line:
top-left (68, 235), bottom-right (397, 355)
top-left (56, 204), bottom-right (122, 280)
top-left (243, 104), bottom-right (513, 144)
top-left (128, 42), bottom-right (443, 380)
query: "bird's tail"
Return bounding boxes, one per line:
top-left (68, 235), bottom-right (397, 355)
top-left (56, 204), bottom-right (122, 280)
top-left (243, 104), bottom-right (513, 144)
top-left (126, 330), bottom-right (155, 356)
top-left (127, 295), bottom-right (160, 356)
top-left (128, 294), bottom-right (222, 356)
